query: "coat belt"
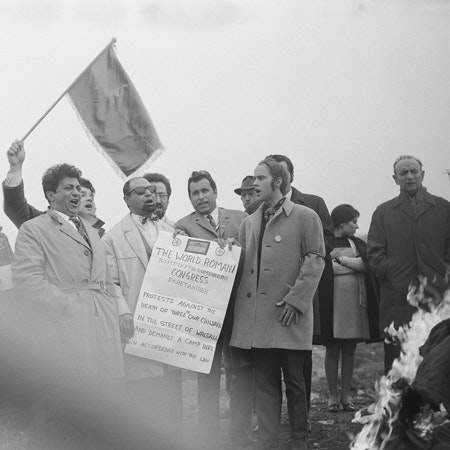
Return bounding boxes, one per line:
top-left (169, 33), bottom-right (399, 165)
top-left (61, 281), bottom-right (107, 293)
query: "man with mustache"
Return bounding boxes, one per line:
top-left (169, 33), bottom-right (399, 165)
top-left (3, 140), bottom-right (105, 236)
top-left (103, 177), bottom-right (182, 449)
top-left (143, 172), bottom-right (175, 227)
top-left (11, 162), bottom-right (124, 449)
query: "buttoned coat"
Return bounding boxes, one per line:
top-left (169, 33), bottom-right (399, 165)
top-left (368, 191), bottom-right (450, 335)
top-left (12, 210), bottom-right (124, 380)
top-left (230, 200), bottom-right (326, 350)
top-left (102, 213), bottom-right (174, 379)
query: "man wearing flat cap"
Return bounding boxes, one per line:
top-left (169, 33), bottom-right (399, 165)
top-left (234, 175), bottom-right (262, 215)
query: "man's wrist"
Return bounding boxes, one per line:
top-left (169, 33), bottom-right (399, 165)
top-left (4, 168), bottom-right (23, 187)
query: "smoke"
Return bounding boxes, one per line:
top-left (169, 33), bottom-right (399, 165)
top-left (351, 279), bottom-right (450, 450)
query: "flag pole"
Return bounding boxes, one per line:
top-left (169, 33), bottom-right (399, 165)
top-left (21, 37), bottom-right (117, 142)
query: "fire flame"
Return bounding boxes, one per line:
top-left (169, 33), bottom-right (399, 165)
top-left (350, 279), bottom-right (450, 449)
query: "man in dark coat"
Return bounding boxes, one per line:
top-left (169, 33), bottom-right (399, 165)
top-left (368, 155), bottom-right (450, 374)
top-left (268, 154), bottom-right (335, 415)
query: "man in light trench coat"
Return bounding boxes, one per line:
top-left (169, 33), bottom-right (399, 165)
top-left (103, 176), bottom-right (182, 449)
top-left (11, 162), bottom-right (124, 449)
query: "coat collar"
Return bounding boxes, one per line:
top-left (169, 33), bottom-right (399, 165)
top-left (48, 209), bottom-right (91, 250)
top-left (290, 186), bottom-right (306, 205)
top-left (251, 198), bottom-right (295, 226)
top-left (392, 190), bottom-right (436, 219)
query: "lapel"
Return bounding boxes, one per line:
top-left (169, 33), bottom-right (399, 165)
top-left (121, 214), bottom-right (149, 269)
top-left (193, 211), bottom-right (218, 238)
top-left (414, 192), bottom-right (436, 219)
top-left (49, 210), bottom-right (91, 251)
top-left (393, 192), bottom-right (435, 220)
top-left (217, 208), bottom-right (229, 238)
top-left (394, 196), bottom-right (414, 219)
top-left (264, 198), bottom-right (294, 229)
top-left (250, 205), bottom-right (263, 244)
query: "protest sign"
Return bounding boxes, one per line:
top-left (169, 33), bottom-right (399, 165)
top-left (125, 231), bottom-right (241, 374)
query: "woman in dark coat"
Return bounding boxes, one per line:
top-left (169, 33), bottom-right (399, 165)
top-left (325, 204), bottom-right (380, 412)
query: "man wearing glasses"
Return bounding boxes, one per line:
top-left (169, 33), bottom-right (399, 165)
top-left (143, 173), bottom-right (175, 227)
top-left (103, 177), bottom-right (182, 449)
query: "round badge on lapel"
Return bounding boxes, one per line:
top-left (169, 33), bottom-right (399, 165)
top-left (275, 235), bottom-right (282, 243)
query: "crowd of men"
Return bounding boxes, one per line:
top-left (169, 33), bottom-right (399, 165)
top-left (1, 139), bottom-right (449, 450)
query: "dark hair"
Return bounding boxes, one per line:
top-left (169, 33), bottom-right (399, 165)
top-left (187, 170), bottom-right (217, 196)
top-left (266, 154), bottom-right (294, 182)
top-left (331, 204), bottom-right (360, 228)
top-left (143, 173), bottom-right (172, 197)
top-left (80, 177), bottom-right (95, 195)
top-left (258, 158), bottom-right (288, 195)
top-left (42, 163), bottom-right (81, 203)
top-left (393, 155), bottom-right (423, 174)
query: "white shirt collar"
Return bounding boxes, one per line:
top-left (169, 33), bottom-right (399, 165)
top-left (52, 209), bottom-right (78, 229)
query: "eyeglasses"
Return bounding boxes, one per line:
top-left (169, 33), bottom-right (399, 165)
top-left (127, 185), bottom-right (157, 196)
top-left (155, 192), bottom-right (169, 200)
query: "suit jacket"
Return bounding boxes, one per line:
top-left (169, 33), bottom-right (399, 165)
top-left (103, 214), bottom-right (174, 379)
top-left (230, 200), bottom-right (325, 350)
top-left (175, 208), bottom-right (245, 333)
top-left (368, 191), bottom-right (450, 335)
top-left (12, 209), bottom-right (124, 380)
top-left (2, 181), bottom-right (106, 236)
top-left (174, 208), bottom-right (245, 242)
top-left (290, 187), bottom-right (335, 344)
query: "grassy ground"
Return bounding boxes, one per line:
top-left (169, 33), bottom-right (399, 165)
top-left (182, 341), bottom-right (384, 449)
top-left (0, 342), bottom-right (384, 449)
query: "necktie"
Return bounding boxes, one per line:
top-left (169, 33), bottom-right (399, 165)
top-left (264, 207), bottom-right (276, 222)
top-left (140, 213), bottom-right (159, 224)
top-left (207, 214), bottom-right (218, 231)
top-left (69, 216), bottom-right (90, 245)
top-left (264, 197), bottom-right (286, 222)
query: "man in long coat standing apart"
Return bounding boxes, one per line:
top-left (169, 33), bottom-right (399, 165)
top-left (368, 155), bottom-right (450, 374)
top-left (231, 158), bottom-right (325, 450)
top-left (11, 162), bottom-right (123, 449)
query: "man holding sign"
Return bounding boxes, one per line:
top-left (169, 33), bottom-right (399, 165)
top-left (175, 170), bottom-right (244, 449)
top-left (103, 176), bottom-right (181, 449)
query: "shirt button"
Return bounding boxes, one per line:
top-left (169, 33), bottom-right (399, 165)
top-left (84, 250), bottom-right (90, 256)
top-left (251, 269), bottom-right (254, 274)
top-left (247, 293), bottom-right (252, 298)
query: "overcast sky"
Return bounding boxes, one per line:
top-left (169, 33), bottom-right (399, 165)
top-left (1, 0), bottom-right (449, 244)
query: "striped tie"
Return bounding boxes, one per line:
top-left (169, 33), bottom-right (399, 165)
top-left (207, 214), bottom-right (218, 231)
top-left (69, 216), bottom-right (90, 245)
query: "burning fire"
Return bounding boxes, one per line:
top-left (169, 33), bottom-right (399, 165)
top-left (350, 278), bottom-right (450, 450)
